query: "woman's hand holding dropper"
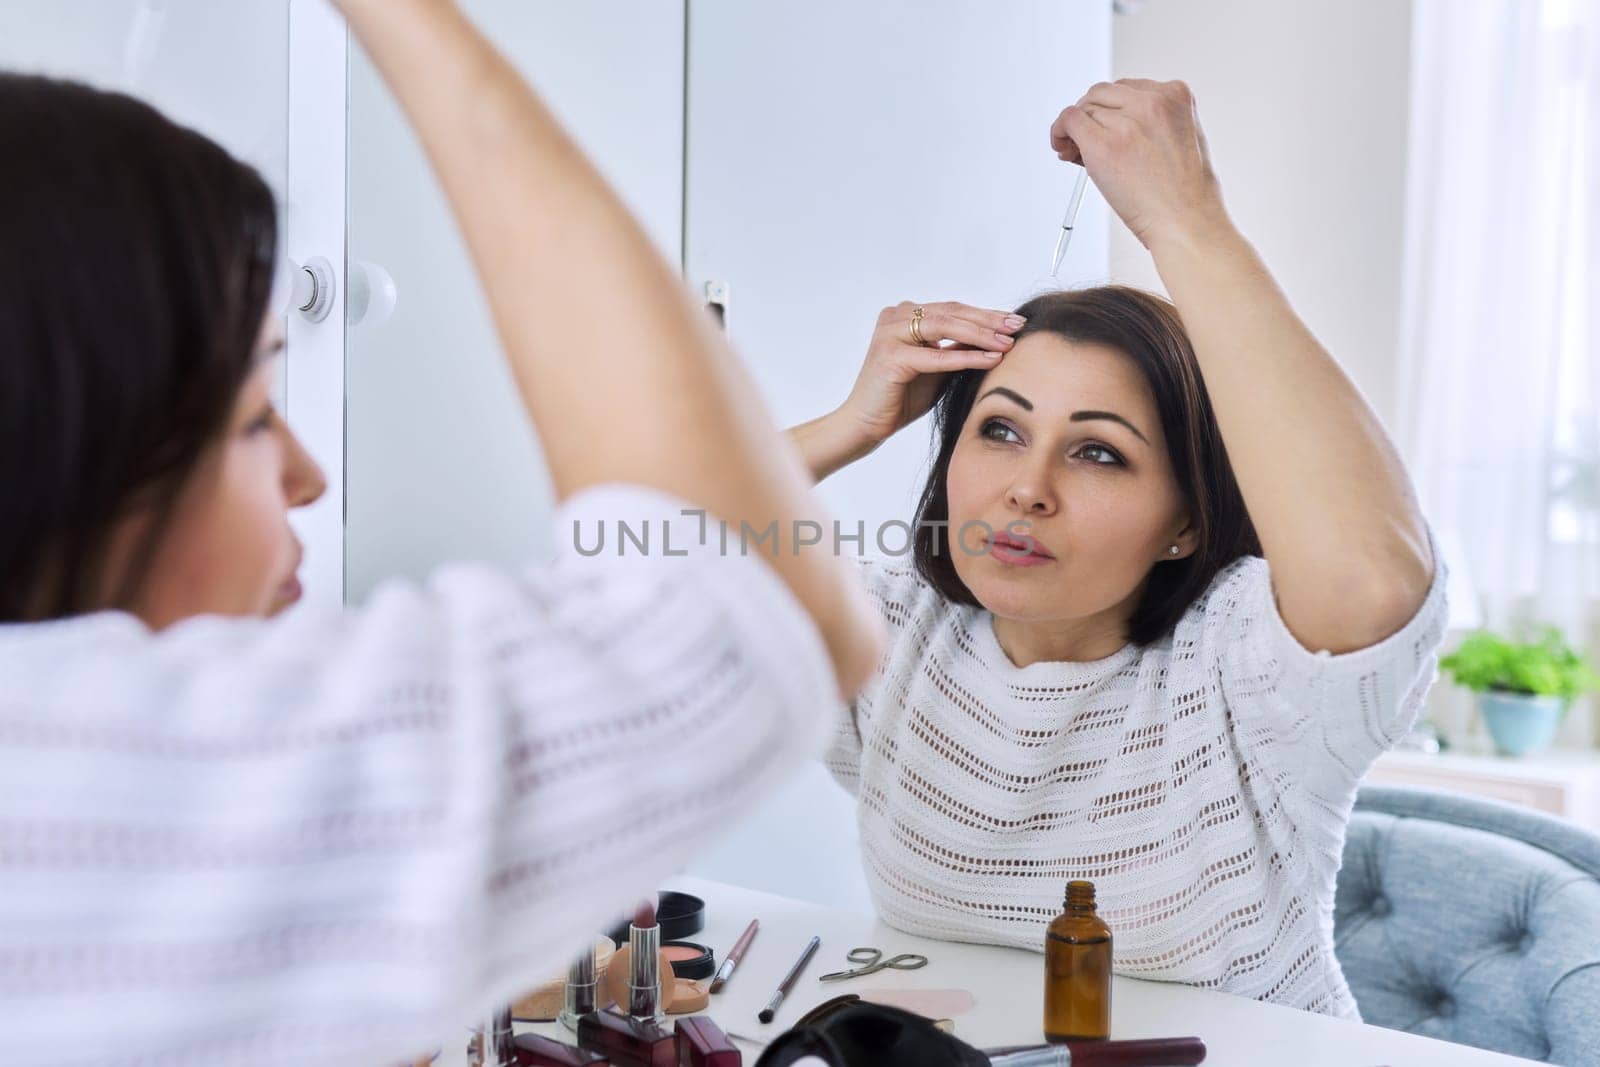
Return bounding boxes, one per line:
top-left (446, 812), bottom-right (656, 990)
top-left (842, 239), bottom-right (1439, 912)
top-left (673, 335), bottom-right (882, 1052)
top-left (1052, 79), bottom-right (1434, 654)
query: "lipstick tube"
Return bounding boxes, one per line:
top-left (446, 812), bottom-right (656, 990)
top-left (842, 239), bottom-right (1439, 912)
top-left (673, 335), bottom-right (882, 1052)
top-left (513, 1032), bottom-right (608, 1066)
top-left (561, 943), bottom-right (599, 1032)
top-left (673, 1016), bottom-right (740, 1067)
top-left (577, 1009), bottom-right (675, 1067)
top-left (628, 901), bottom-right (664, 1023)
top-left (479, 1005), bottom-right (516, 1067)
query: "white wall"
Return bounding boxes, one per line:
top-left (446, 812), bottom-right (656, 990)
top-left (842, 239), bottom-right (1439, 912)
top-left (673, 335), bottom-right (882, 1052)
top-left (1110, 0), bottom-right (1414, 431)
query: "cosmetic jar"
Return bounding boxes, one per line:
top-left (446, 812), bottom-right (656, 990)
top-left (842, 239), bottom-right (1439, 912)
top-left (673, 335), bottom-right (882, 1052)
top-left (661, 941), bottom-right (716, 981)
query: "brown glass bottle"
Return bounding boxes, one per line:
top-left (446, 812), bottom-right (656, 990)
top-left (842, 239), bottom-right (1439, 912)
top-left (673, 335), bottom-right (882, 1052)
top-left (1043, 880), bottom-right (1112, 1042)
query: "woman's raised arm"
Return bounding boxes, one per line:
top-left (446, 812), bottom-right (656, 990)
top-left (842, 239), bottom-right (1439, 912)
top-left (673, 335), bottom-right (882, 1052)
top-left (1052, 79), bottom-right (1434, 655)
top-left (334, 0), bottom-right (881, 693)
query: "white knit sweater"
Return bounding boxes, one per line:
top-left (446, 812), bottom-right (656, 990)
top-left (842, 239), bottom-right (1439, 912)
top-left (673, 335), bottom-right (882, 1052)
top-left (826, 542), bottom-right (1447, 1018)
top-left (0, 486), bottom-right (834, 1067)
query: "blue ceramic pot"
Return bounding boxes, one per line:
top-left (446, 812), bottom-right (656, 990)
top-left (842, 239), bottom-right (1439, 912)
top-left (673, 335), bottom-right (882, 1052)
top-left (1479, 691), bottom-right (1567, 756)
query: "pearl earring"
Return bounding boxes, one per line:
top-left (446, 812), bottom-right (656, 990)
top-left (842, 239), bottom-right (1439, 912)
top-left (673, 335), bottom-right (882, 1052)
top-left (1169, 545), bottom-right (1180, 556)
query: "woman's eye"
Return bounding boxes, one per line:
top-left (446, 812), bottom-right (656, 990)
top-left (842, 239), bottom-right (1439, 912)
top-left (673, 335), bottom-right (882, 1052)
top-left (1076, 443), bottom-right (1123, 466)
top-left (247, 409), bottom-right (276, 436)
top-left (980, 418), bottom-right (1021, 444)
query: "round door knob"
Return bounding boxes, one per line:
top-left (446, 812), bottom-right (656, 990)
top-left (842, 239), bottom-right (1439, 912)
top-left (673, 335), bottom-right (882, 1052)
top-left (289, 256), bottom-right (336, 322)
top-left (347, 259), bottom-right (397, 328)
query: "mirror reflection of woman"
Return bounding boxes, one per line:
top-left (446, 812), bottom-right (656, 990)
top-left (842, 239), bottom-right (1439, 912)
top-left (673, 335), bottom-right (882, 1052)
top-left (0, 1), bottom-right (881, 1063)
top-left (790, 80), bottom-right (1444, 1018)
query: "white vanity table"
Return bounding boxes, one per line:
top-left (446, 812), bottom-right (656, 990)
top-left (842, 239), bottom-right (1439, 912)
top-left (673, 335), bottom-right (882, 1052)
top-left (459, 876), bottom-right (1542, 1067)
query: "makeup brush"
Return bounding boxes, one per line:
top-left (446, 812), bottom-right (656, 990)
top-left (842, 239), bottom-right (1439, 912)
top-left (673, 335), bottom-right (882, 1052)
top-left (758, 935), bottom-right (820, 1024)
top-left (985, 1036), bottom-right (1207, 1066)
top-left (710, 919), bottom-right (759, 994)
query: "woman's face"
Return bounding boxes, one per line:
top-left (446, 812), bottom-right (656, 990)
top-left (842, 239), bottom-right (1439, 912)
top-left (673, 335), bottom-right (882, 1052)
top-left (945, 333), bottom-right (1194, 631)
top-left (111, 315), bottom-right (327, 629)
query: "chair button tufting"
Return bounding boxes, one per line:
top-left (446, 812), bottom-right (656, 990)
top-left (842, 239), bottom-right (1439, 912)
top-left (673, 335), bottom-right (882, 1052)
top-left (1369, 894), bottom-right (1391, 918)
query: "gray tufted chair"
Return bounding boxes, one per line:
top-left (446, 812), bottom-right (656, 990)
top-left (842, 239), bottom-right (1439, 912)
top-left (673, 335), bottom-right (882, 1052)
top-left (1335, 784), bottom-right (1600, 1065)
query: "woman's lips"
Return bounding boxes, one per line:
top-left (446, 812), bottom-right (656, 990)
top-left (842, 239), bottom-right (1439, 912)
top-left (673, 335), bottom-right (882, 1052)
top-left (278, 547), bottom-right (305, 606)
top-left (987, 531), bottom-right (1055, 567)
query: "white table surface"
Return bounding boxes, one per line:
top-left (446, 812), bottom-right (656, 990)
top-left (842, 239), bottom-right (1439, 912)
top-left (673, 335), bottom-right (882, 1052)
top-left (489, 875), bottom-right (1539, 1066)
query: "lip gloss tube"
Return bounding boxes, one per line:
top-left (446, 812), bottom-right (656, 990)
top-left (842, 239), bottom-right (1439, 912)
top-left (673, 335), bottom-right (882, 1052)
top-left (577, 1009), bottom-right (675, 1067)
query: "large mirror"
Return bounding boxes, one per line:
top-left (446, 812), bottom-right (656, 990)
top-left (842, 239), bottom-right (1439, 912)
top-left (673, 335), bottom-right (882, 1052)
top-left (7, 0), bottom-right (1596, 899)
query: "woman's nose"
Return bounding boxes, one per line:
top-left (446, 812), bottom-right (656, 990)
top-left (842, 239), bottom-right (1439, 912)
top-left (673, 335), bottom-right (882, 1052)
top-left (281, 422), bottom-right (328, 508)
top-left (1005, 464), bottom-right (1058, 516)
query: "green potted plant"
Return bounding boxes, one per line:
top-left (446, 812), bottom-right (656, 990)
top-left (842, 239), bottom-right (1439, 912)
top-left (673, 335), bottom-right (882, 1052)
top-left (1439, 627), bottom-right (1600, 756)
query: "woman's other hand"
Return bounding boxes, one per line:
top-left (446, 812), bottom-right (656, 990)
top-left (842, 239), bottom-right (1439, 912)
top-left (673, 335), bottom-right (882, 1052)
top-left (840, 301), bottom-right (1024, 448)
top-left (1049, 79), bottom-right (1229, 251)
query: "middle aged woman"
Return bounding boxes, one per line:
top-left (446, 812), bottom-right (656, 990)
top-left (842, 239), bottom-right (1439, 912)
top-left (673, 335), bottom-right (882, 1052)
top-left (786, 80), bottom-right (1444, 1018)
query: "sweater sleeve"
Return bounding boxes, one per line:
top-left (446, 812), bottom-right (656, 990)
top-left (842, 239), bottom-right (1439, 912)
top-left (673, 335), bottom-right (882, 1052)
top-left (822, 554), bottom-right (935, 798)
top-left (1214, 528), bottom-right (1449, 852)
top-left (0, 485), bottom-right (835, 1067)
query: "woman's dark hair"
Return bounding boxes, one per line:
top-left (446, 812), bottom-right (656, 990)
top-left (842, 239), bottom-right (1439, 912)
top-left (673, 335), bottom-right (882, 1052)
top-left (912, 285), bottom-right (1261, 647)
top-left (0, 74), bottom-right (278, 621)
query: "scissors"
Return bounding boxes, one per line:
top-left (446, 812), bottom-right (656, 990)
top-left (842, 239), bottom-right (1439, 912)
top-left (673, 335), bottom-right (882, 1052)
top-left (817, 946), bottom-right (930, 982)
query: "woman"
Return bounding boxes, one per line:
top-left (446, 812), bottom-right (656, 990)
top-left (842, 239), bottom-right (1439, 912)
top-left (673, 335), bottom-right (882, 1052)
top-left (0, 1), bottom-right (879, 1063)
top-left (787, 81), bottom-right (1444, 1017)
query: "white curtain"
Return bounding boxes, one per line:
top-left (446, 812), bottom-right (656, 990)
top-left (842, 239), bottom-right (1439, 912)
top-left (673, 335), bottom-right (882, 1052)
top-left (1398, 0), bottom-right (1599, 641)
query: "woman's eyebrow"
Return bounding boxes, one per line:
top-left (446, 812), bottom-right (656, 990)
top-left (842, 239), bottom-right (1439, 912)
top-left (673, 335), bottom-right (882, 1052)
top-left (979, 387), bottom-right (1150, 446)
top-left (979, 386), bottom-right (1033, 411)
top-left (1071, 410), bottom-right (1149, 445)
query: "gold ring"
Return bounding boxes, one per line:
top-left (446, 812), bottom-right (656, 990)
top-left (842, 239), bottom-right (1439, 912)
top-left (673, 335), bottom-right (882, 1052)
top-left (909, 306), bottom-right (927, 346)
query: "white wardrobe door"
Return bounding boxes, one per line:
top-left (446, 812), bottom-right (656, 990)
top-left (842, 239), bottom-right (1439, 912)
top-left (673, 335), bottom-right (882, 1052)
top-left (345, 0), bottom-right (686, 601)
top-left (0, 1), bottom-right (289, 194)
top-left (683, 1), bottom-right (1111, 911)
top-left (0, 1), bottom-right (352, 606)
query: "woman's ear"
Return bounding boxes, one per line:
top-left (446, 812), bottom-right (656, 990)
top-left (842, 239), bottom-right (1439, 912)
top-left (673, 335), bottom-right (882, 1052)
top-left (1160, 518), bottom-right (1199, 563)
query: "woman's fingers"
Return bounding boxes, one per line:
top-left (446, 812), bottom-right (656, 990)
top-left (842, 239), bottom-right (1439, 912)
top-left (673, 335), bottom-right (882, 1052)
top-left (916, 303), bottom-right (1021, 351)
top-left (890, 342), bottom-right (1004, 377)
top-left (1081, 103), bottom-right (1138, 137)
top-left (886, 301), bottom-right (1022, 352)
top-left (1051, 78), bottom-right (1220, 250)
top-left (933, 343), bottom-right (1008, 367)
top-left (1080, 80), bottom-right (1139, 110)
top-left (1050, 106), bottom-right (1076, 155)
top-left (1054, 79), bottom-right (1193, 163)
top-left (1052, 104), bottom-right (1108, 162)
top-left (893, 300), bottom-right (1020, 335)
